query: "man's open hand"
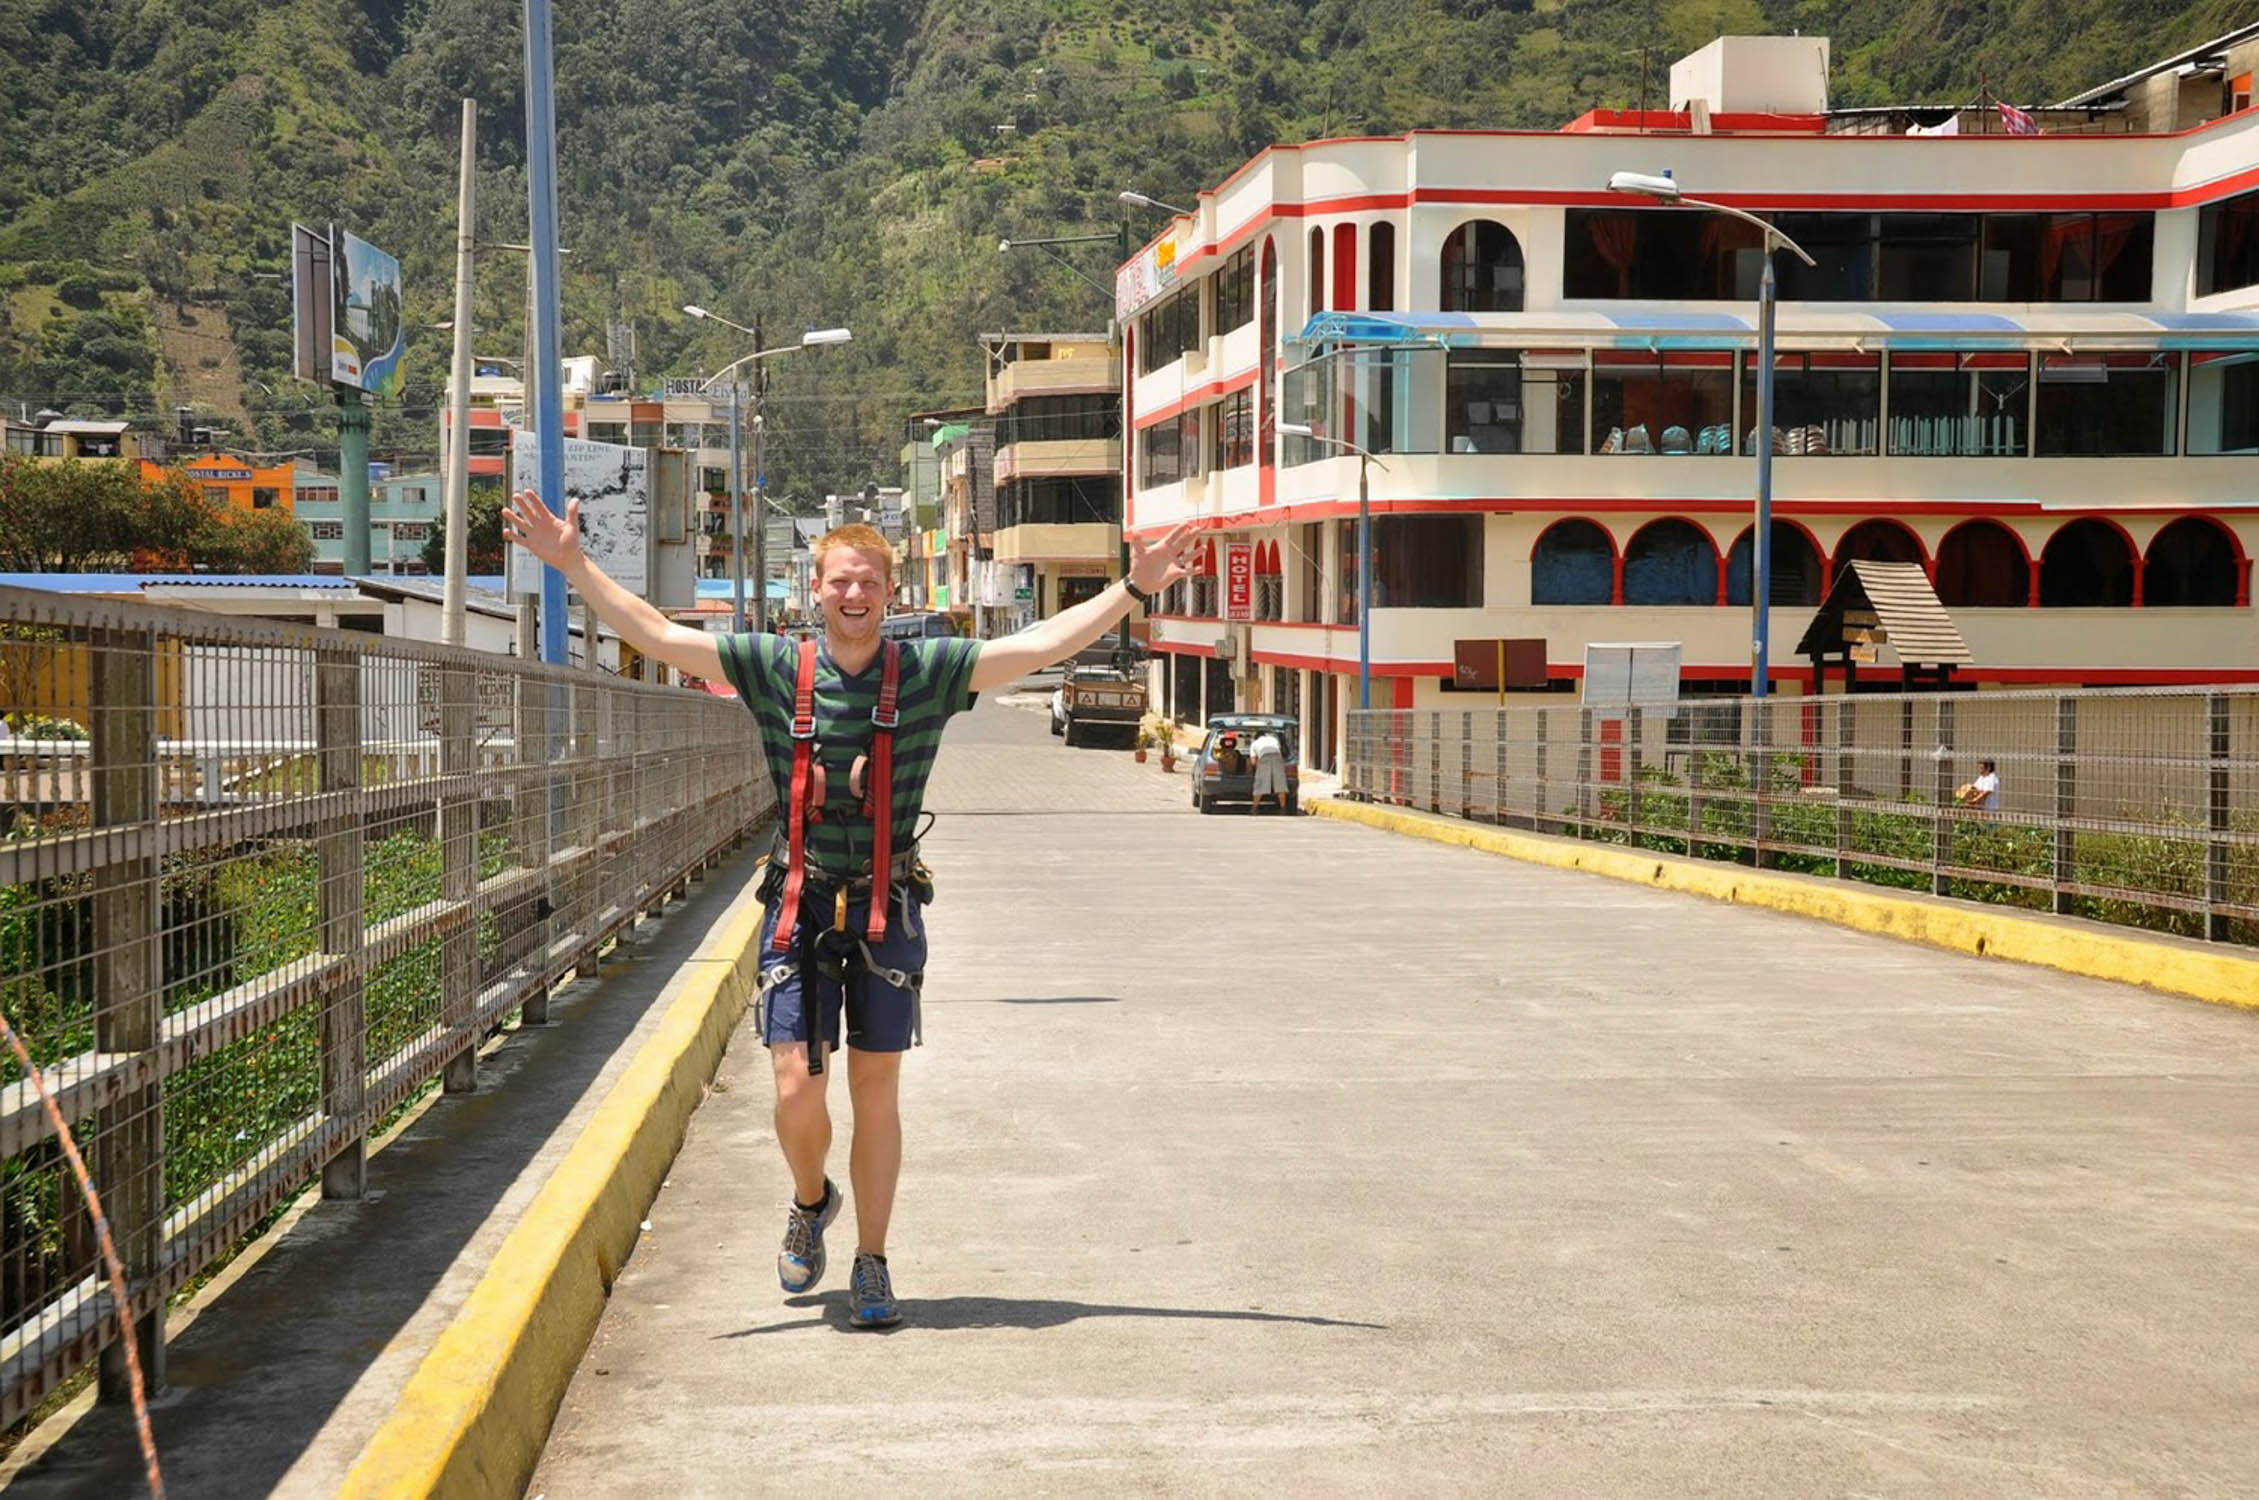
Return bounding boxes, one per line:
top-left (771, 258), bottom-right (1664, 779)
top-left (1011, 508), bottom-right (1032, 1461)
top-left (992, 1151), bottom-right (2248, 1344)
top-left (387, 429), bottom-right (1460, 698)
top-left (1129, 520), bottom-right (1199, 595)
top-left (502, 489), bottom-right (584, 573)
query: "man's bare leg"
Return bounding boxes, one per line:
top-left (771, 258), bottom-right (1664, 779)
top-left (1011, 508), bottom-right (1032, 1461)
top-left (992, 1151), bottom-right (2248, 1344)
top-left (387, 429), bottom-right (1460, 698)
top-left (770, 1041), bottom-right (833, 1205)
top-left (845, 1047), bottom-right (904, 1255)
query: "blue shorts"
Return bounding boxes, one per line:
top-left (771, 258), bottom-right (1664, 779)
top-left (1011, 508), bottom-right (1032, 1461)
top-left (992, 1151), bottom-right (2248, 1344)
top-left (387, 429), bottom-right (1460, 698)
top-left (755, 887), bottom-right (928, 1054)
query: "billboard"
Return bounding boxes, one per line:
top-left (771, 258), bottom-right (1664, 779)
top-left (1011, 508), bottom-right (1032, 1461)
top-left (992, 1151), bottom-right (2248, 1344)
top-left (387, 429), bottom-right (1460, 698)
top-left (329, 228), bottom-right (406, 399)
top-left (509, 432), bottom-right (649, 597)
top-left (290, 223), bottom-right (334, 384)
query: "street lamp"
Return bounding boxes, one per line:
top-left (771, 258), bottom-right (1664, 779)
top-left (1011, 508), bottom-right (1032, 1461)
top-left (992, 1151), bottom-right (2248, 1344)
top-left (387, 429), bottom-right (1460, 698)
top-left (682, 306), bottom-right (851, 630)
top-left (1118, 189), bottom-right (1194, 217)
top-left (1278, 420), bottom-right (1389, 713)
top-left (1606, 170), bottom-right (1815, 700)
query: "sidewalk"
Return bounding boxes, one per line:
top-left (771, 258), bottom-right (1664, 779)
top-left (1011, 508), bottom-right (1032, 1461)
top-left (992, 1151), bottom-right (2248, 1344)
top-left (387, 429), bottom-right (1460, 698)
top-left (528, 697), bottom-right (2259, 1497)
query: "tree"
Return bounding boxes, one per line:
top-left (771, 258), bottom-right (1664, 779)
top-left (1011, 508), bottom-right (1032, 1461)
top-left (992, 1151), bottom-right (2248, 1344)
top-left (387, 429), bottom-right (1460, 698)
top-left (420, 481), bottom-right (505, 576)
top-left (200, 507), bottom-right (316, 574)
top-left (0, 455), bottom-right (213, 571)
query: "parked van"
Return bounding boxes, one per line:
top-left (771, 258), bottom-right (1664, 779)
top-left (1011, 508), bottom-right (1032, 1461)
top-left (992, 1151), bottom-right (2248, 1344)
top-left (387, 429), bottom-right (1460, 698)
top-left (880, 611), bottom-right (955, 641)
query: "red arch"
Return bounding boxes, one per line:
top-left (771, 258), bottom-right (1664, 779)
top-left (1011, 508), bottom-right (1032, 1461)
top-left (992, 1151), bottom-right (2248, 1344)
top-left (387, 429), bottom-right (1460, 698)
top-left (2041, 516), bottom-right (2142, 607)
top-left (1724, 518), bottom-right (1829, 608)
top-left (1830, 518), bottom-right (1930, 582)
top-left (1623, 516), bottom-right (1722, 607)
top-left (2142, 513), bottom-right (2249, 607)
top-left (1936, 519), bottom-right (2034, 608)
top-left (1529, 515), bottom-right (1618, 560)
top-left (1531, 516), bottom-right (1618, 607)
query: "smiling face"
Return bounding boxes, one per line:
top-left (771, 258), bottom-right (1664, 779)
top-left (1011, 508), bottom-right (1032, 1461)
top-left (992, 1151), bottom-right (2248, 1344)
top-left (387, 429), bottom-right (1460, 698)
top-left (815, 543), bottom-right (892, 647)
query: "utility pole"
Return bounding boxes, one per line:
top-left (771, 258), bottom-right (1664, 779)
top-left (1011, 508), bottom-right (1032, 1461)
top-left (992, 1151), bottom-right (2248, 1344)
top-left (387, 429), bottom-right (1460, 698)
top-left (752, 314), bottom-right (769, 632)
top-left (442, 98), bottom-right (477, 647)
top-left (333, 221), bottom-right (371, 577)
top-left (726, 378), bottom-right (745, 632)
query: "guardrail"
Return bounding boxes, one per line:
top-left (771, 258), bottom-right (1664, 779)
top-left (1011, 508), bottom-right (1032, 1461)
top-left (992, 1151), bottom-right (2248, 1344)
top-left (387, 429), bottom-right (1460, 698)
top-left (1346, 685), bottom-right (2259, 946)
top-left (0, 584), bottom-right (770, 1425)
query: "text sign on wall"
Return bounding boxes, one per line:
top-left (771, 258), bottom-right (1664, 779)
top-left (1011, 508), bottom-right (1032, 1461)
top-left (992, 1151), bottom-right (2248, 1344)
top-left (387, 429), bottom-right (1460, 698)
top-left (1223, 541), bottom-right (1255, 623)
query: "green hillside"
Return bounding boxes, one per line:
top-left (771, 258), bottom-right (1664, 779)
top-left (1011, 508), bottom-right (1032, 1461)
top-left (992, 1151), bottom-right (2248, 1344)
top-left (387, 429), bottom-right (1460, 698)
top-left (0, 0), bottom-right (2249, 501)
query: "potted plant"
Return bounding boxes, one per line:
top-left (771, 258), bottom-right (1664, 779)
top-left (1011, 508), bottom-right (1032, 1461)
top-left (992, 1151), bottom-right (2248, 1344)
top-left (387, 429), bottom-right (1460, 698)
top-left (1132, 725), bottom-right (1151, 764)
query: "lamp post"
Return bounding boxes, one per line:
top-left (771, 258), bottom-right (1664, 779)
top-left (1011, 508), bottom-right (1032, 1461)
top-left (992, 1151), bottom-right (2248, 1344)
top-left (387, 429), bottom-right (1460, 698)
top-left (683, 306), bottom-right (850, 632)
top-left (1118, 189), bottom-right (1194, 217)
top-left (1605, 171), bottom-right (1815, 700)
top-left (1278, 420), bottom-right (1387, 712)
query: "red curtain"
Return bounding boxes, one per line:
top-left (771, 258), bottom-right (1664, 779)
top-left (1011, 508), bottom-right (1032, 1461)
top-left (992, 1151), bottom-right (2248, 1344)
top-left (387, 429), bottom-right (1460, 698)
top-left (1588, 213), bottom-right (1639, 296)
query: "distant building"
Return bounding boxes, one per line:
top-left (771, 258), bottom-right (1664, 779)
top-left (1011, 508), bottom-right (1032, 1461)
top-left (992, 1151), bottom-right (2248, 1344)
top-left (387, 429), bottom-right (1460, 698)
top-left (294, 467), bottom-right (444, 576)
top-left (2, 413), bottom-right (142, 462)
top-left (983, 332), bottom-right (1124, 630)
top-left (138, 450), bottom-right (296, 514)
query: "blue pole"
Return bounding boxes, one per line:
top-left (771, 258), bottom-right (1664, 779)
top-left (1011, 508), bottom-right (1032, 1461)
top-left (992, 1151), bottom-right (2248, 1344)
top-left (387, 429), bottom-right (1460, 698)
top-left (1751, 251), bottom-right (1776, 701)
top-left (523, 0), bottom-right (569, 664)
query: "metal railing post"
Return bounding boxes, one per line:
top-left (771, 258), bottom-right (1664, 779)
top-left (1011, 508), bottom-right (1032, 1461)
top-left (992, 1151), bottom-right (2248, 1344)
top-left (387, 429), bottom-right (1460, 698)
top-left (91, 626), bottom-right (164, 1404)
top-left (1533, 708), bottom-right (1549, 832)
top-left (1834, 697), bottom-right (1856, 879)
top-left (1494, 709), bottom-right (1510, 825)
top-left (2208, 691), bottom-right (2232, 941)
top-left (513, 602), bottom-right (552, 1025)
top-left (1751, 698), bottom-right (1772, 868)
top-left (1575, 707), bottom-right (1594, 837)
top-left (440, 661), bottom-right (478, 1093)
top-left (1626, 705), bottom-right (1644, 842)
top-left (1428, 710), bottom-right (1442, 813)
top-left (1932, 697), bottom-right (1957, 896)
top-left (2054, 697), bottom-right (2078, 916)
top-left (316, 649), bottom-right (368, 1196)
top-left (1459, 713), bottom-right (1474, 820)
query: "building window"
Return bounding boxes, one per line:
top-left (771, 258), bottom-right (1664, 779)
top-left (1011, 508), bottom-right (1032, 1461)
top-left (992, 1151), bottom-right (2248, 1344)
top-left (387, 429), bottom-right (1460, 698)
top-left (1877, 214), bottom-right (1979, 300)
top-left (1593, 352), bottom-right (1732, 455)
top-left (309, 521), bottom-right (345, 541)
top-left (1002, 395), bottom-right (1121, 446)
top-left (1935, 521), bottom-right (2030, 607)
top-left (1297, 522), bottom-right (1323, 622)
top-left (1623, 520), bottom-right (1718, 606)
top-left (392, 522), bottom-right (430, 542)
top-left (1445, 350), bottom-right (1584, 454)
top-left (1888, 352), bottom-right (2030, 456)
top-left (469, 428), bottom-right (510, 457)
top-left (1833, 519), bottom-right (1926, 582)
top-left (3, 427), bottom-right (34, 455)
top-left (203, 486), bottom-right (229, 506)
top-left (1369, 515), bottom-right (1483, 609)
top-left (2036, 353), bottom-right (2178, 456)
top-left (1726, 523), bottom-right (1826, 607)
top-left (2142, 516), bottom-right (2240, 606)
top-left (1440, 221), bottom-right (1524, 313)
top-left (1532, 519), bottom-right (1614, 606)
top-left (1565, 208), bottom-right (1761, 299)
top-left (1743, 351), bottom-right (1880, 456)
top-left (1368, 222), bottom-right (1395, 312)
top-left (2188, 354), bottom-right (2259, 455)
top-left (1137, 287), bottom-right (1200, 374)
top-left (251, 486), bottom-right (280, 509)
top-left (1137, 410), bottom-right (1198, 488)
top-left (2200, 187), bottom-right (2259, 297)
top-left (1211, 387), bottom-right (1253, 470)
top-left (701, 466), bottom-right (727, 493)
top-left (998, 476), bottom-right (1120, 527)
top-left (1215, 246), bottom-right (1255, 335)
top-left (2039, 519), bottom-right (2136, 606)
top-left (1307, 226), bottom-right (1326, 318)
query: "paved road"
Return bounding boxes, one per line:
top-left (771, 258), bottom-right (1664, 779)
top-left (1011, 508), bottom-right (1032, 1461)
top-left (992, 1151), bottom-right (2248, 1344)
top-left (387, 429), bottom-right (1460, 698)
top-left (530, 691), bottom-right (2259, 1498)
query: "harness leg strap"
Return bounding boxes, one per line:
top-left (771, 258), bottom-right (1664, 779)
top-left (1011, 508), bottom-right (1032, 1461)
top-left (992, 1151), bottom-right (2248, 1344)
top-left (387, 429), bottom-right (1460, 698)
top-left (797, 911), bottom-right (825, 1076)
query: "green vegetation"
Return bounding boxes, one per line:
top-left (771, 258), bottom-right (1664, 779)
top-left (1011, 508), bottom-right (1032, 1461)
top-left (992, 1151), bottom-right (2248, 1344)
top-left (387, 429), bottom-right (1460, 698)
top-left (0, 452), bottom-right (314, 572)
top-left (0, 0), bottom-right (2247, 491)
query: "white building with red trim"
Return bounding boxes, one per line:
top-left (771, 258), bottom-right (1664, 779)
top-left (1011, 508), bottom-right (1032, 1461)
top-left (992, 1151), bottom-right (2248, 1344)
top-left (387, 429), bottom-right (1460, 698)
top-left (1116, 31), bottom-right (2259, 770)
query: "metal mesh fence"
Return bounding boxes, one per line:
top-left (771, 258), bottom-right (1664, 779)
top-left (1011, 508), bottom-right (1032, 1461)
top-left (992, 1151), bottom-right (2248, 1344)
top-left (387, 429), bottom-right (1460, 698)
top-left (1347, 685), bottom-right (2259, 945)
top-left (0, 584), bottom-right (768, 1423)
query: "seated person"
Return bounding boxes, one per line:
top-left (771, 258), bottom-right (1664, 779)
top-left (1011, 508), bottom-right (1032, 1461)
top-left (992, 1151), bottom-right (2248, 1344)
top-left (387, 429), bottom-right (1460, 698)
top-left (1214, 734), bottom-right (1248, 776)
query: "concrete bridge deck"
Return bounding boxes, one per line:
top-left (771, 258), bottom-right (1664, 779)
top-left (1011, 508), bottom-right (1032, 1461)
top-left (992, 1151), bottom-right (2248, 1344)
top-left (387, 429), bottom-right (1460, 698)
top-left (525, 694), bottom-right (2259, 1498)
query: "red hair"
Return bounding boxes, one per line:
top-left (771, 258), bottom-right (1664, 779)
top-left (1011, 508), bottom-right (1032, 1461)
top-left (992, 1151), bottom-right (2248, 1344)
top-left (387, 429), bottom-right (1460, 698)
top-left (813, 523), bottom-right (894, 582)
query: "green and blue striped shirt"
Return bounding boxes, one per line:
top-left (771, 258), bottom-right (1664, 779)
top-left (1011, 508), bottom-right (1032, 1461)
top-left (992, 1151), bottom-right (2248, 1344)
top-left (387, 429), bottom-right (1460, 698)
top-left (716, 632), bottom-right (983, 874)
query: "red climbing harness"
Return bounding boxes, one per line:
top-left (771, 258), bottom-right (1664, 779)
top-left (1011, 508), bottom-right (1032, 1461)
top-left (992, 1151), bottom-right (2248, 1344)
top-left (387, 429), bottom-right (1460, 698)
top-left (767, 637), bottom-right (903, 953)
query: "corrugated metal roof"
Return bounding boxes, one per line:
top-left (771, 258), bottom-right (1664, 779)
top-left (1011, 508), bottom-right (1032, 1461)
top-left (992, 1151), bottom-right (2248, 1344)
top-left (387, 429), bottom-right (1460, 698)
top-left (1795, 560), bottom-right (1972, 666)
top-left (0, 572), bottom-right (364, 593)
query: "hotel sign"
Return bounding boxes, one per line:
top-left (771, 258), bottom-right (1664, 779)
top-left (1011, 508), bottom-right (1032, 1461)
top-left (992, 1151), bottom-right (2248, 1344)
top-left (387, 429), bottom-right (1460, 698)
top-left (1223, 541), bottom-right (1255, 622)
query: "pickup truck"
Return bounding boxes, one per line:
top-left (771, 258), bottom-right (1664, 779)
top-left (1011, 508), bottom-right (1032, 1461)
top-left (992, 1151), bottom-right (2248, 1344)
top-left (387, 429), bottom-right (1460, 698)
top-left (1050, 660), bottom-right (1147, 747)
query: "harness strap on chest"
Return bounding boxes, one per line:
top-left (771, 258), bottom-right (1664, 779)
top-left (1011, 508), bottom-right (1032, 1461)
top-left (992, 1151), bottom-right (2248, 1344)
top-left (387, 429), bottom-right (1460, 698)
top-left (864, 639), bottom-right (902, 943)
top-left (769, 637), bottom-right (822, 955)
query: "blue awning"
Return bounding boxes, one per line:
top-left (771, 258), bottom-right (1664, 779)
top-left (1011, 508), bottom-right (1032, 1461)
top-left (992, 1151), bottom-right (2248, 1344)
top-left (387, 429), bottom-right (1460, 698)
top-left (1289, 307), bottom-right (2259, 352)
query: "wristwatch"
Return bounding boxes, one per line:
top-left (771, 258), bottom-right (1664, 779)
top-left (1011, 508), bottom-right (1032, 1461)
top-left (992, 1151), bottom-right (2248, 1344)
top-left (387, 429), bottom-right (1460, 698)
top-left (1123, 577), bottom-right (1155, 606)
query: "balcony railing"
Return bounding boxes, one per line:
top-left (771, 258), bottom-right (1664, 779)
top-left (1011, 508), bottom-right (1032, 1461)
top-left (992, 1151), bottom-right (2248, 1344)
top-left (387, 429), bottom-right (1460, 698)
top-left (0, 586), bottom-right (770, 1422)
top-left (1346, 685), bottom-right (2259, 945)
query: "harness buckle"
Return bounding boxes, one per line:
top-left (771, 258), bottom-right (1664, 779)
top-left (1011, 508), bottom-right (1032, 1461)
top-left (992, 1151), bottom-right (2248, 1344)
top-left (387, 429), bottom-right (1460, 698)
top-left (833, 886), bottom-right (849, 932)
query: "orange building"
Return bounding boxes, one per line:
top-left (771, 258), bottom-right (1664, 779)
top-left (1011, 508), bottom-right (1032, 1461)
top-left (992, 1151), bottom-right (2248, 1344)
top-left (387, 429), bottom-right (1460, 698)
top-left (139, 452), bottom-right (298, 515)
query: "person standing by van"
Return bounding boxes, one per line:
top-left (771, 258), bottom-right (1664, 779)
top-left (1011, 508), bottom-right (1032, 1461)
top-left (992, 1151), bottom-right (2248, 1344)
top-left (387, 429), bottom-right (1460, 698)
top-left (503, 491), bottom-right (1194, 1327)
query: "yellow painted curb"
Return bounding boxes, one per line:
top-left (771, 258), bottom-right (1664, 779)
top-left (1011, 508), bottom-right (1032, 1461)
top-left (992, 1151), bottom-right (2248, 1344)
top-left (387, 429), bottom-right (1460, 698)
top-left (337, 880), bottom-right (769, 1500)
top-left (1313, 798), bottom-right (2259, 1012)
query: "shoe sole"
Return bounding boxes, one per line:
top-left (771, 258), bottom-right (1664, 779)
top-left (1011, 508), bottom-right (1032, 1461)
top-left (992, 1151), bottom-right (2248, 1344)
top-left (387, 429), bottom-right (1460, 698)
top-left (848, 1306), bottom-right (902, 1329)
top-left (777, 1184), bottom-right (840, 1294)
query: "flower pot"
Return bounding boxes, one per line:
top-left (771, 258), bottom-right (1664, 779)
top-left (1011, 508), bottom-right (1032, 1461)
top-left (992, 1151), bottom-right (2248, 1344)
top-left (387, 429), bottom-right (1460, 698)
top-left (1133, 748), bottom-right (1148, 763)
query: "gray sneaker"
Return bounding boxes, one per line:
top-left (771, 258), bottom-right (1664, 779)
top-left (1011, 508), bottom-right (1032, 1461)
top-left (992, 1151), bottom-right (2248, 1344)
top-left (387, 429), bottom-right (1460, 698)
top-left (848, 1251), bottom-right (901, 1329)
top-left (777, 1179), bottom-right (839, 1294)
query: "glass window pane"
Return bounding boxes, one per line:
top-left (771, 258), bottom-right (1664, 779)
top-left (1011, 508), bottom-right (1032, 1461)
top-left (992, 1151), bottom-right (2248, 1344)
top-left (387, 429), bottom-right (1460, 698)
top-left (1887, 352), bottom-right (2029, 456)
top-left (1741, 351), bottom-right (1880, 455)
top-left (2186, 354), bottom-right (2259, 455)
top-left (1592, 352), bottom-right (1733, 455)
top-left (1773, 213), bottom-right (1875, 299)
top-left (1877, 214), bottom-right (1978, 300)
top-left (2035, 353), bottom-right (2178, 456)
top-left (2198, 189), bottom-right (2259, 296)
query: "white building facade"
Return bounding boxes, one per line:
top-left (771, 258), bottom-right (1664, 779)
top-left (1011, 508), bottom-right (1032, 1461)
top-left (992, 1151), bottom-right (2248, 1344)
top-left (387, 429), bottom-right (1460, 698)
top-left (1116, 33), bottom-right (2259, 770)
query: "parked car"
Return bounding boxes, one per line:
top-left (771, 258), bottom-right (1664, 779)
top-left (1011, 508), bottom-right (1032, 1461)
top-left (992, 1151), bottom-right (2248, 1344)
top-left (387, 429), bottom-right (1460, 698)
top-left (1192, 714), bottom-right (1300, 814)
top-left (1052, 660), bottom-right (1146, 746)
